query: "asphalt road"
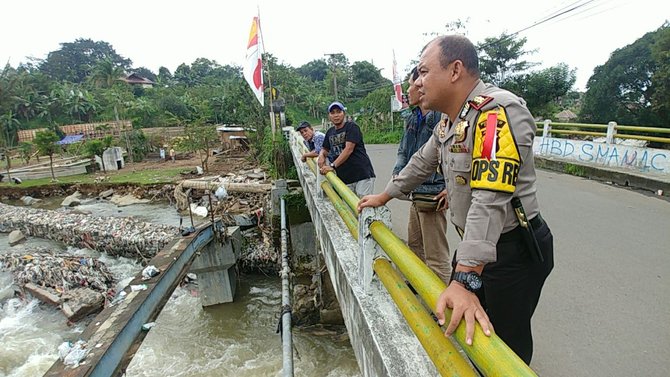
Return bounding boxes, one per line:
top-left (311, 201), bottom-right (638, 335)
top-left (365, 144), bottom-right (670, 377)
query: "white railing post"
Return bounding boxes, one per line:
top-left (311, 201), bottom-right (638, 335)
top-left (358, 206), bottom-right (391, 294)
top-left (316, 167), bottom-right (324, 199)
top-left (606, 121), bottom-right (617, 144)
top-left (542, 119), bottom-right (552, 138)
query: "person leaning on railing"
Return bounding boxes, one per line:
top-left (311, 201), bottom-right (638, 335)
top-left (358, 34), bottom-right (554, 364)
top-left (392, 66), bottom-right (451, 285)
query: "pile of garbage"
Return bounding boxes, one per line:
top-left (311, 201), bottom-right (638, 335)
top-left (0, 202), bottom-right (178, 261)
top-left (0, 250), bottom-right (115, 298)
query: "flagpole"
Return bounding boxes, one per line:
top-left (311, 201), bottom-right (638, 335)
top-left (257, 7), bottom-right (277, 141)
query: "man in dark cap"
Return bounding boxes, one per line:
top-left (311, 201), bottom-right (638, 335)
top-left (296, 121), bottom-right (326, 162)
top-left (318, 101), bottom-right (376, 196)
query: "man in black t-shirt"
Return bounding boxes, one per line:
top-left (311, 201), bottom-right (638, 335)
top-left (318, 101), bottom-right (376, 196)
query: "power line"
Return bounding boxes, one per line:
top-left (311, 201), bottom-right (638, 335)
top-left (479, 0), bottom-right (602, 49)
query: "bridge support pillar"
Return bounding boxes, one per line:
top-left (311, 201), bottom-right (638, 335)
top-left (189, 226), bottom-right (241, 306)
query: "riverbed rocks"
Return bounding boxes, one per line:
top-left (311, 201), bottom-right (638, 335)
top-left (61, 191), bottom-right (82, 207)
top-left (8, 230), bottom-right (26, 246)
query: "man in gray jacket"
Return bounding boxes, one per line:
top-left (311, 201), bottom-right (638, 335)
top-left (393, 67), bottom-right (451, 284)
top-left (358, 35), bottom-right (553, 364)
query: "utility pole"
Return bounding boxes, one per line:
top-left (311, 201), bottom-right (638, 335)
top-left (324, 53), bottom-right (341, 100)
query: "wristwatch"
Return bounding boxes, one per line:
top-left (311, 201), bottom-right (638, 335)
top-left (452, 271), bottom-right (483, 293)
top-left (329, 161), bottom-right (336, 168)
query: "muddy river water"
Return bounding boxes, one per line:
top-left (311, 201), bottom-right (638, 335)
top-left (0, 199), bottom-right (360, 377)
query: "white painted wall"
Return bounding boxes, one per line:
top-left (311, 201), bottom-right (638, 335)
top-left (533, 137), bottom-right (670, 177)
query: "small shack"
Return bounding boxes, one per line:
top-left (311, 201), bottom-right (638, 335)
top-left (555, 109), bottom-right (578, 123)
top-left (95, 147), bottom-right (125, 171)
top-left (216, 125), bottom-right (249, 152)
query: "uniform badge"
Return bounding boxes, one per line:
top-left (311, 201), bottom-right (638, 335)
top-left (469, 95), bottom-right (494, 110)
top-left (454, 120), bottom-right (469, 143)
top-left (455, 175), bottom-right (467, 185)
top-left (437, 119), bottom-right (447, 138)
top-left (449, 144), bottom-right (470, 153)
top-left (459, 102), bottom-right (470, 120)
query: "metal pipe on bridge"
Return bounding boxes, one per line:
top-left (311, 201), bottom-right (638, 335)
top-left (279, 198), bottom-right (294, 376)
top-left (368, 221), bottom-right (536, 376)
top-left (373, 258), bottom-right (477, 376)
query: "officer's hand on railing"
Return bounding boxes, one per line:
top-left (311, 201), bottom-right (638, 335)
top-left (435, 283), bottom-right (493, 346)
top-left (357, 193), bottom-right (392, 212)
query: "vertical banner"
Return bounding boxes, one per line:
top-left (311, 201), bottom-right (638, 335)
top-left (244, 16), bottom-right (264, 106)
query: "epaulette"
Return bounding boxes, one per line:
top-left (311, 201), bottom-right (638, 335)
top-left (469, 95), bottom-right (494, 110)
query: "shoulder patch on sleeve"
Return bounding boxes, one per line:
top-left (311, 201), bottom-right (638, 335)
top-left (469, 95), bottom-right (494, 110)
top-left (471, 106), bottom-right (520, 193)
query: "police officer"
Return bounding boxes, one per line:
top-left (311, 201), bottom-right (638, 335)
top-left (358, 35), bottom-right (554, 364)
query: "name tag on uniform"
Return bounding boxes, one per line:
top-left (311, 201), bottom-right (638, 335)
top-left (449, 144), bottom-right (470, 153)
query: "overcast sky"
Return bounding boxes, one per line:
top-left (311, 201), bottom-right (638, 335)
top-left (1, 0), bottom-right (668, 91)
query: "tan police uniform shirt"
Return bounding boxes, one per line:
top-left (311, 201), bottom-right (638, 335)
top-left (385, 80), bottom-right (540, 264)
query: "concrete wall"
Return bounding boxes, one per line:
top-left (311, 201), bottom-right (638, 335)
top-left (534, 137), bottom-right (670, 177)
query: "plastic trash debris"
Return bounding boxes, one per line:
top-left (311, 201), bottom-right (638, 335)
top-left (110, 290), bottom-right (127, 305)
top-left (214, 186), bottom-right (228, 200)
top-left (63, 340), bottom-right (89, 367)
top-left (130, 284), bottom-right (148, 292)
top-left (189, 203), bottom-right (208, 217)
top-left (58, 341), bottom-right (73, 361)
top-left (142, 322), bottom-right (156, 331)
top-left (141, 265), bottom-right (160, 280)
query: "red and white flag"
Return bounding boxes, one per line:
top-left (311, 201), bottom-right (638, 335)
top-left (244, 16), bottom-right (264, 106)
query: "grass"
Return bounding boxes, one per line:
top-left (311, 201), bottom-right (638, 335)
top-left (564, 163), bottom-right (587, 177)
top-left (0, 166), bottom-right (187, 188)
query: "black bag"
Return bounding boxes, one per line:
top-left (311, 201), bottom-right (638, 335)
top-left (411, 193), bottom-right (440, 212)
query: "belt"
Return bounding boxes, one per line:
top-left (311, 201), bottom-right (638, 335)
top-left (499, 213), bottom-right (546, 243)
top-left (454, 214), bottom-right (545, 242)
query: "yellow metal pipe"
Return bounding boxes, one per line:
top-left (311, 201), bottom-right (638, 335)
top-left (324, 171), bottom-right (360, 216)
top-left (369, 221), bottom-right (537, 377)
top-left (374, 258), bottom-right (477, 377)
top-left (321, 181), bottom-right (359, 240)
top-left (615, 125), bottom-right (670, 134)
top-left (614, 134), bottom-right (670, 143)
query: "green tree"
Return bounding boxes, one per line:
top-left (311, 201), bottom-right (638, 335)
top-left (297, 59), bottom-right (329, 81)
top-left (649, 23), bottom-right (670, 123)
top-left (478, 33), bottom-right (539, 86)
top-left (33, 130), bottom-right (60, 181)
top-left (504, 64), bottom-right (577, 119)
top-left (84, 139), bottom-right (107, 171)
top-left (18, 141), bottom-right (33, 164)
top-left (581, 23), bottom-right (668, 126)
top-left (89, 58), bottom-right (125, 89)
top-left (38, 38), bottom-right (132, 83)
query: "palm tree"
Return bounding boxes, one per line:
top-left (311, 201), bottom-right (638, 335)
top-left (89, 58), bottom-right (124, 89)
